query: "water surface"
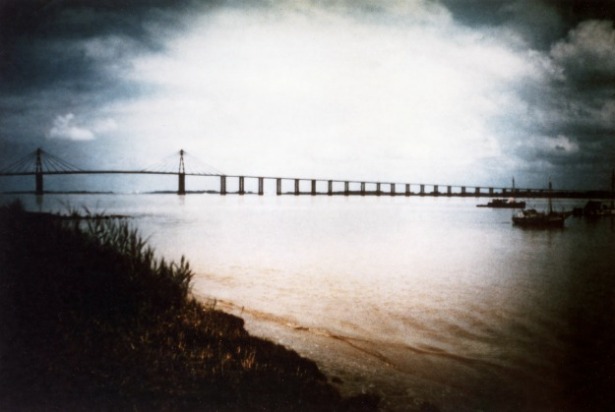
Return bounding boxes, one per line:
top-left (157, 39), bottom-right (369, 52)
top-left (4, 193), bottom-right (614, 411)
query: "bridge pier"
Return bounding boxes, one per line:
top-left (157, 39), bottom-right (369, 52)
top-left (376, 183), bottom-right (381, 196)
top-left (489, 187), bottom-right (494, 196)
top-left (361, 182), bottom-right (366, 196)
top-left (420, 184), bottom-right (425, 196)
top-left (239, 176), bottom-right (245, 195)
top-left (220, 176), bottom-right (226, 195)
top-left (35, 172), bottom-right (43, 195)
top-left (447, 186), bottom-right (452, 196)
top-left (344, 181), bottom-right (349, 196)
top-left (258, 177), bottom-right (264, 195)
top-left (475, 187), bottom-right (480, 196)
top-left (178, 173), bottom-right (186, 195)
top-left (328, 180), bottom-right (333, 196)
top-left (434, 185), bottom-right (439, 196)
top-left (295, 179), bottom-right (300, 195)
top-left (311, 179), bottom-right (316, 196)
top-left (405, 184), bottom-right (410, 196)
top-left (390, 183), bottom-right (395, 196)
top-left (461, 186), bottom-right (466, 196)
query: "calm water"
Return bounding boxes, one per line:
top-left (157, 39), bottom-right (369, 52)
top-left (3, 193), bottom-right (615, 411)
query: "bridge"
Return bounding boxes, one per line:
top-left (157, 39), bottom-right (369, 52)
top-left (0, 148), bottom-right (610, 199)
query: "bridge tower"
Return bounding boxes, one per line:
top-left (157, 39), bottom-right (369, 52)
top-left (178, 149), bottom-right (186, 195)
top-left (35, 148), bottom-right (43, 195)
top-left (611, 169), bottom-right (614, 209)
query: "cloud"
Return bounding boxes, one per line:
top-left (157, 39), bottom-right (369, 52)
top-left (47, 113), bottom-right (116, 141)
top-left (48, 113), bottom-right (94, 141)
top-left (117, 3), bottom-right (551, 183)
top-left (2, 0), bottom-right (615, 189)
top-left (541, 135), bottom-right (579, 155)
top-left (551, 20), bottom-right (615, 87)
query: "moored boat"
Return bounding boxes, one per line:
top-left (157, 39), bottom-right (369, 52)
top-left (572, 200), bottom-right (615, 217)
top-left (477, 198), bottom-right (526, 208)
top-left (512, 208), bottom-right (569, 228)
top-left (572, 171), bottom-right (615, 217)
top-left (479, 177), bottom-right (525, 208)
top-left (512, 178), bottom-right (570, 228)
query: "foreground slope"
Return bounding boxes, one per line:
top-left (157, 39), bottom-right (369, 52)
top-left (0, 202), bottom-right (378, 411)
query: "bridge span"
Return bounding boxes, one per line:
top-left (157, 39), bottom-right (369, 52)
top-left (0, 148), bottom-right (607, 199)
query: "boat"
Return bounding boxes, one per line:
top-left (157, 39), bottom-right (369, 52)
top-left (512, 208), bottom-right (569, 228)
top-left (512, 179), bottom-right (570, 228)
top-left (477, 198), bottom-right (526, 208)
top-left (571, 171), bottom-right (615, 217)
top-left (572, 200), bottom-right (615, 217)
top-left (478, 177), bottom-right (526, 208)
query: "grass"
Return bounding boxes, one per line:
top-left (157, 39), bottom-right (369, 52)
top-left (0, 201), bottom-right (379, 411)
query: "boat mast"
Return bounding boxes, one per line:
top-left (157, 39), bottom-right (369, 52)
top-left (548, 177), bottom-right (553, 214)
top-left (611, 169), bottom-right (614, 210)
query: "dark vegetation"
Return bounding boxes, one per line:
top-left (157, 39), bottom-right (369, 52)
top-left (0, 201), bottom-right (378, 411)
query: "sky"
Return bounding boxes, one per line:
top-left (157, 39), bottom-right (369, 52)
top-left (1, 0), bottom-right (615, 191)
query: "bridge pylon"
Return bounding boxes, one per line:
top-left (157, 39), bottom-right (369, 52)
top-left (178, 149), bottom-right (186, 195)
top-left (35, 148), bottom-right (43, 195)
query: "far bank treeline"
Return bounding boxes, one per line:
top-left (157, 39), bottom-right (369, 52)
top-left (0, 201), bottom-right (378, 411)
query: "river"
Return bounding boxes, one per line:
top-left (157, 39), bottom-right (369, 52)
top-left (2, 193), bottom-right (615, 411)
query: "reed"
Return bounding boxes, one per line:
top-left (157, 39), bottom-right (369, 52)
top-left (0, 201), bottom-right (379, 411)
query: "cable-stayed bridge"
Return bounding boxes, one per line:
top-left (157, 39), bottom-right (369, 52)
top-left (0, 148), bottom-right (609, 198)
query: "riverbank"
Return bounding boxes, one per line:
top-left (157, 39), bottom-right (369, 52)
top-left (0, 201), bottom-right (378, 411)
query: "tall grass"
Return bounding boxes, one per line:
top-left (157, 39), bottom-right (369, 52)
top-left (0, 201), bottom-right (379, 411)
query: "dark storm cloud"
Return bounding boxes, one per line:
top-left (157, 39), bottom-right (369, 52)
top-left (0, 0), bottom-right (206, 93)
top-left (440, 0), bottom-right (615, 49)
top-left (441, 0), bottom-right (615, 188)
top-left (0, 0), bottom-right (221, 160)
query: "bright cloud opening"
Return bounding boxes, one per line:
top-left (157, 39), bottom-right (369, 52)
top-left (47, 113), bottom-right (117, 141)
top-left (114, 3), bottom-right (542, 183)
